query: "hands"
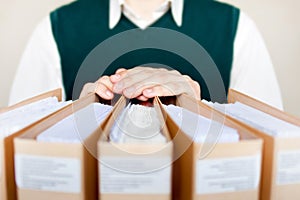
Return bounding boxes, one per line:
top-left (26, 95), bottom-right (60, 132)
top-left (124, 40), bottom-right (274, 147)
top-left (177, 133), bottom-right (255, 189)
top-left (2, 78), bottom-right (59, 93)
top-left (80, 67), bottom-right (201, 101)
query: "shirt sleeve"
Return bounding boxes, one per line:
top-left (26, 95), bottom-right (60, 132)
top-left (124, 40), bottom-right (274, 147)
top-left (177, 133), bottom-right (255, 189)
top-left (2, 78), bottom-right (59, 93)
top-left (230, 11), bottom-right (283, 110)
top-left (9, 16), bottom-right (65, 105)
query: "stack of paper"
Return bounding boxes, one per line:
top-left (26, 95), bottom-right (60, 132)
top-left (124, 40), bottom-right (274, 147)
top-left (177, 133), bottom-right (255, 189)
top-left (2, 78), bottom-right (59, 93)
top-left (0, 97), bottom-right (70, 138)
top-left (110, 104), bottom-right (167, 143)
top-left (164, 105), bottom-right (240, 143)
top-left (37, 103), bottom-right (112, 143)
top-left (207, 101), bottom-right (300, 138)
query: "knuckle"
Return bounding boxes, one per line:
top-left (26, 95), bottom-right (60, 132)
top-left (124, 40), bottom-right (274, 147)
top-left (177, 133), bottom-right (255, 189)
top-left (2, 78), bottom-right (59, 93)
top-left (158, 68), bottom-right (168, 72)
top-left (192, 80), bottom-right (200, 88)
top-left (118, 70), bottom-right (128, 76)
top-left (98, 75), bottom-right (109, 82)
top-left (183, 75), bottom-right (192, 80)
top-left (169, 70), bottom-right (181, 76)
top-left (116, 68), bottom-right (126, 73)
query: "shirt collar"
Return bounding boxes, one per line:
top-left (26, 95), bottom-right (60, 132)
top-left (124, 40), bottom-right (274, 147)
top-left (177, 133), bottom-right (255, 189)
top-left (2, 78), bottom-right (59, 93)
top-left (109, 0), bottom-right (184, 29)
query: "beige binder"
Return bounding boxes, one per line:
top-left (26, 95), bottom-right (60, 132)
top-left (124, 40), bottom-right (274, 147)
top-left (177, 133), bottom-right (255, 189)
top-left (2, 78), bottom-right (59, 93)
top-left (97, 96), bottom-right (174, 200)
top-left (159, 94), bottom-right (263, 200)
top-left (13, 93), bottom-right (113, 200)
top-left (0, 89), bottom-right (63, 200)
top-left (3, 91), bottom-right (268, 200)
top-left (228, 89), bottom-right (300, 200)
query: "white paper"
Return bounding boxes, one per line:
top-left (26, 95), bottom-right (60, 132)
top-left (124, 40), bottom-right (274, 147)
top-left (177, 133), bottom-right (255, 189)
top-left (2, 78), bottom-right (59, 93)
top-left (196, 155), bottom-right (261, 194)
top-left (207, 101), bottom-right (300, 138)
top-left (0, 97), bottom-right (70, 138)
top-left (277, 150), bottom-right (300, 185)
top-left (15, 154), bottom-right (81, 193)
top-left (164, 105), bottom-right (240, 143)
top-left (100, 156), bottom-right (171, 194)
top-left (37, 103), bottom-right (112, 143)
top-left (110, 104), bottom-right (167, 144)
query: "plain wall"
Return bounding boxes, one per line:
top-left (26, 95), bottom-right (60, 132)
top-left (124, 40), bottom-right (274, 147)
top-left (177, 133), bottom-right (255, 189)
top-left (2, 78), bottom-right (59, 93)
top-left (0, 0), bottom-right (299, 117)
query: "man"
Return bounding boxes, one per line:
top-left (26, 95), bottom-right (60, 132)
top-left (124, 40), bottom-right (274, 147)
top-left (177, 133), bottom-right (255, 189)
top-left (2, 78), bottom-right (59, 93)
top-left (9, 0), bottom-right (283, 109)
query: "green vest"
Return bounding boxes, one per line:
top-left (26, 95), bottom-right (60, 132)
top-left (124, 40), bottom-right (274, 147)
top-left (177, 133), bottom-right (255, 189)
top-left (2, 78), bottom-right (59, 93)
top-left (50, 0), bottom-right (240, 101)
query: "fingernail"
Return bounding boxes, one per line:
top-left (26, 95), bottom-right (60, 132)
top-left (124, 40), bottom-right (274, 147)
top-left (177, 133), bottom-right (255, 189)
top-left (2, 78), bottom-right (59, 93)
top-left (145, 89), bottom-right (153, 94)
top-left (106, 90), bottom-right (113, 97)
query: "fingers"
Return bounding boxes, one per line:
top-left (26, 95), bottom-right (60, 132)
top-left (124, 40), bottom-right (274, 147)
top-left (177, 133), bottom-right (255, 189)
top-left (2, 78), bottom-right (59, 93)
top-left (80, 67), bottom-right (201, 101)
top-left (117, 70), bottom-right (182, 98)
top-left (94, 82), bottom-right (114, 100)
top-left (116, 68), bottom-right (127, 74)
top-left (136, 95), bottom-right (149, 101)
top-left (183, 75), bottom-right (201, 100)
top-left (111, 66), bottom-right (200, 100)
top-left (111, 66), bottom-right (158, 84)
top-left (140, 76), bottom-right (201, 100)
top-left (95, 76), bottom-right (114, 99)
top-left (112, 68), bottom-right (175, 97)
top-left (79, 82), bottom-right (96, 98)
top-left (110, 67), bottom-right (148, 88)
top-left (122, 81), bottom-right (158, 98)
top-left (191, 80), bottom-right (201, 100)
top-left (110, 68), bottom-right (128, 83)
top-left (142, 81), bottom-right (187, 98)
top-left (97, 75), bottom-right (114, 90)
top-left (79, 76), bottom-right (114, 100)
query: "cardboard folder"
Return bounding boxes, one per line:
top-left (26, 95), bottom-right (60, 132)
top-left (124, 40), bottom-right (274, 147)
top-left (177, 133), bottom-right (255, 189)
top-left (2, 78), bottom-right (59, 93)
top-left (157, 94), bottom-right (263, 200)
top-left (0, 89), bottom-right (63, 200)
top-left (97, 96), bottom-right (174, 200)
top-left (6, 91), bottom-right (265, 200)
top-left (13, 93), bottom-right (114, 200)
top-left (228, 89), bottom-right (300, 200)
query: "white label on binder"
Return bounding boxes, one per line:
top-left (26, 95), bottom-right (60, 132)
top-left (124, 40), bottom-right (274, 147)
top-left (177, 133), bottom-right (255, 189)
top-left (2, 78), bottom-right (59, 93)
top-left (277, 150), bottom-right (300, 185)
top-left (196, 154), bottom-right (261, 194)
top-left (15, 154), bottom-right (81, 193)
top-left (100, 156), bottom-right (171, 194)
top-left (0, 152), bottom-right (2, 181)
top-left (0, 142), bottom-right (2, 180)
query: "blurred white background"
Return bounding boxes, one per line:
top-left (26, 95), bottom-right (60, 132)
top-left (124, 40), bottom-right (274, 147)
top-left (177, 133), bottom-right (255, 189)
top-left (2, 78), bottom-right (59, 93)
top-left (0, 0), bottom-right (299, 116)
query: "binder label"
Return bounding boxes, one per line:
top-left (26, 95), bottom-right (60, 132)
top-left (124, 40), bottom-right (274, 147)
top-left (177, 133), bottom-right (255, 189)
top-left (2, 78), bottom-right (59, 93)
top-left (196, 154), bottom-right (261, 194)
top-left (15, 154), bottom-right (81, 193)
top-left (0, 141), bottom-right (3, 180)
top-left (277, 150), bottom-right (300, 185)
top-left (99, 156), bottom-right (171, 194)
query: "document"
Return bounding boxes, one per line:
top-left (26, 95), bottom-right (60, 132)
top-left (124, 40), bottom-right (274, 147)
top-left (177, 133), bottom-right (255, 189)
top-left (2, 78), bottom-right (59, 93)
top-left (204, 100), bottom-right (300, 138)
top-left (110, 104), bottom-right (167, 143)
top-left (37, 103), bottom-right (112, 143)
top-left (0, 97), bottom-right (70, 138)
top-left (164, 105), bottom-right (240, 143)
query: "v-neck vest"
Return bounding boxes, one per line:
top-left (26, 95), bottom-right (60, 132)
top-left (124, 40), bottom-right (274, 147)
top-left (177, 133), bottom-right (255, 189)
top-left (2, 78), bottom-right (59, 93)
top-left (50, 0), bottom-right (240, 101)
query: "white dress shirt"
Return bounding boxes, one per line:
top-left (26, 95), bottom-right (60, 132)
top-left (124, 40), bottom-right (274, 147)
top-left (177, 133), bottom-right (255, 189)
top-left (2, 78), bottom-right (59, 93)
top-left (9, 0), bottom-right (283, 109)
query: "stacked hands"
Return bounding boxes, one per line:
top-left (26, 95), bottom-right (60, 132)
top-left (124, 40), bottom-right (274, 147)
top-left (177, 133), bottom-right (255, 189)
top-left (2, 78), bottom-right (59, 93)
top-left (80, 67), bottom-right (201, 101)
